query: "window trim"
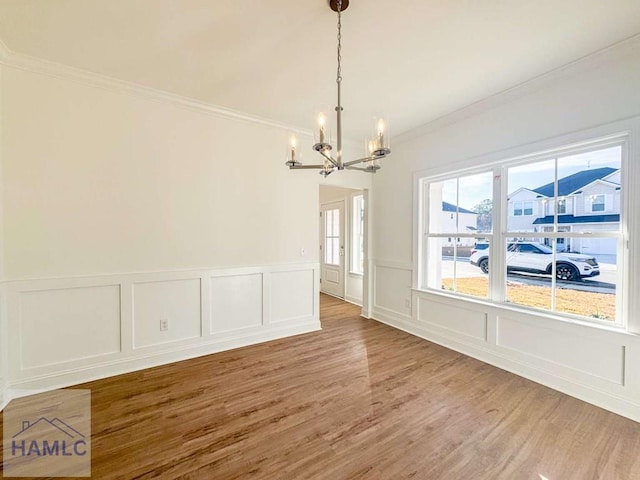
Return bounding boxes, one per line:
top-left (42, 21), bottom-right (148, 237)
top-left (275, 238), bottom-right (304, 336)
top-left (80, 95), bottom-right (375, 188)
top-left (416, 132), bottom-right (630, 330)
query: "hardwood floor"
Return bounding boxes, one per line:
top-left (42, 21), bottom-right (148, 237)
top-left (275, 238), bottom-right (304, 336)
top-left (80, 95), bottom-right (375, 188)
top-left (3, 293), bottom-right (640, 479)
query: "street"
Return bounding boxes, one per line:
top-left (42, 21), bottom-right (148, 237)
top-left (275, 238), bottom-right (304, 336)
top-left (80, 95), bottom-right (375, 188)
top-left (442, 257), bottom-right (616, 293)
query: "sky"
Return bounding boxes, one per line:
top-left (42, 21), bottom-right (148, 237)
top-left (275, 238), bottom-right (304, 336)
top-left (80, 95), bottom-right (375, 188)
top-left (440, 146), bottom-right (622, 211)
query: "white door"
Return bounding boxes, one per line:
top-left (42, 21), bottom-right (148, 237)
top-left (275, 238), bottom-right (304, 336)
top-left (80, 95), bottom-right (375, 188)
top-left (321, 201), bottom-right (345, 298)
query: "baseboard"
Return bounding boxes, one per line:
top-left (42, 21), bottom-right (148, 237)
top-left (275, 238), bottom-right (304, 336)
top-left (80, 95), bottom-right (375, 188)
top-left (372, 308), bottom-right (640, 424)
top-left (344, 295), bottom-right (363, 307)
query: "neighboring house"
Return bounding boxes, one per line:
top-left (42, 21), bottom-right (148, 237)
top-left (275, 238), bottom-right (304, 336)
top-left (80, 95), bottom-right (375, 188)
top-left (507, 167), bottom-right (620, 257)
top-left (442, 201), bottom-right (478, 247)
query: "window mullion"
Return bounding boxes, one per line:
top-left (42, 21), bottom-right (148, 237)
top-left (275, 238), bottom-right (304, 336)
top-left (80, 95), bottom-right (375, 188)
top-left (491, 165), bottom-right (506, 303)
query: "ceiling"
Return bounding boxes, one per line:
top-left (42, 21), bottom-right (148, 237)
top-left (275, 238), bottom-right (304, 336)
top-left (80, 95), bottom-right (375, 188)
top-left (1, 0), bottom-right (639, 140)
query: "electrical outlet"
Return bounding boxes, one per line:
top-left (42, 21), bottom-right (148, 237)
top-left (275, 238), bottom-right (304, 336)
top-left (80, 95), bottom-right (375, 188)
top-left (404, 299), bottom-right (411, 308)
top-left (160, 319), bottom-right (169, 331)
top-left (300, 247), bottom-right (306, 257)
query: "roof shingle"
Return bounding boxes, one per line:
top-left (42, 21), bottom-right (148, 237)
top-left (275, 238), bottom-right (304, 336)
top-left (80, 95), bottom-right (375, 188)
top-left (533, 167), bottom-right (618, 197)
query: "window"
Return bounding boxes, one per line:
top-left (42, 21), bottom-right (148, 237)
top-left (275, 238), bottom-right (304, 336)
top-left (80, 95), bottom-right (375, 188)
top-left (590, 194), bottom-right (606, 212)
top-left (513, 202), bottom-right (523, 216)
top-left (557, 198), bottom-right (567, 214)
top-left (513, 201), bottom-right (533, 216)
top-left (420, 140), bottom-right (625, 325)
top-left (351, 195), bottom-right (364, 274)
top-left (424, 171), bottom-right (493, 299)
top-left (512, 200), bottom-right (533, 216)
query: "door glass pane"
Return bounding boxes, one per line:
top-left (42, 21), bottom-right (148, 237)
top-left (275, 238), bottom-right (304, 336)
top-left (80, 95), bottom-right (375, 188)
top-left (324, 208), bottom-right (340, 266)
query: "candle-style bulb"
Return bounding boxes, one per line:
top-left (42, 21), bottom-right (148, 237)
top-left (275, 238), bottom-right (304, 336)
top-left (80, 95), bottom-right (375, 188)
top-left (377, 119), bottom-right (385, 149)
top-left (289, 134), bottom-right (297, 160)
top-left (318, 113), bottom-right (327, 144)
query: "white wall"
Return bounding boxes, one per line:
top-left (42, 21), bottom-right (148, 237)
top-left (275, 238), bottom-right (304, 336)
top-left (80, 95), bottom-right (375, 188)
top-left (371, 37), bottom-right (640, 422)
top-left (319, 185), bottom-right (364, 305)
top-left (0, 49), bottom-right (370, 402)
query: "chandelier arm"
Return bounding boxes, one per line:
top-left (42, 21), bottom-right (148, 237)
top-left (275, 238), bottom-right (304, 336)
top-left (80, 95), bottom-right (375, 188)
top-left (289, 164), bottom-right (329, 170)
top-left (342, 156), bottom-right (381, 167)
top-left (345, 166), bottom-right (377, 173)
top-left (319, 149), bottom-right (339, 168)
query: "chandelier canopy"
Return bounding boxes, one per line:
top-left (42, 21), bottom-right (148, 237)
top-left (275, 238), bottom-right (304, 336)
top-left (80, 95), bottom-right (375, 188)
top-left (285, 0), bottom-right (391, 177)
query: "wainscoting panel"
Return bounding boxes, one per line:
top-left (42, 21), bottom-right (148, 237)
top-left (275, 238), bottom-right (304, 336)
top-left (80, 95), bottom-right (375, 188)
top-left (3, 263), bottom-right (320, 400)
top-left (270, 269), bottom-right (315, 323)
top-left (417, 297), bottom-right (487, 342)
top-left (497, 315), bottom-right (625, 386)
top-left (373, 262), bottom-right (412, 318)
top-left (210, 274), bottom-right (263, 334)
top-left (19, 285), bottom-right (121, 369)
top-left (133, 278), bottom-right (202, 349)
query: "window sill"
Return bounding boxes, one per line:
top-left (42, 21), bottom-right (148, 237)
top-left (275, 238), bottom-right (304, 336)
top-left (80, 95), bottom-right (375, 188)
top-left (411, 287), bottom-right (637, 337)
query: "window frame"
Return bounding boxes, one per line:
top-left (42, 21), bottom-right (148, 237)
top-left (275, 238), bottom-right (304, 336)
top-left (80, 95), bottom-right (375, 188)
top-left (417, 134), bottom-right (629, 329)
top-left (590, 194), bottom-right (606, 212)
top-left (557, 198), bottom-right (567, 214)
top-left (421, 171), bottom-right (495, 300)
top-left (513, 201), bottom-right (523, 216)
top-left (350, 194), bottom-right (365, 275)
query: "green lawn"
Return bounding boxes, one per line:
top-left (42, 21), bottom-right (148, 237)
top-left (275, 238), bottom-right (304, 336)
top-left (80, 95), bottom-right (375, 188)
top-left (442, 277), bottom-right (615, 321)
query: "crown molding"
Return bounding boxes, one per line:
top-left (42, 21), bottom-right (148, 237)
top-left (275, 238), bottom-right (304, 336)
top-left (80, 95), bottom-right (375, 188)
top-left (0, 44), bottom-right (312, 137)
top-left (1, 32), bottom-right (638, 143)
top-left (396, 33), bottom-right (640, 145)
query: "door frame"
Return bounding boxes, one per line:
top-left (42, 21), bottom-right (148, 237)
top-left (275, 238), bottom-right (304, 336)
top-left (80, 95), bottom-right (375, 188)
top-left (320, 200), bottom-right (346, 298)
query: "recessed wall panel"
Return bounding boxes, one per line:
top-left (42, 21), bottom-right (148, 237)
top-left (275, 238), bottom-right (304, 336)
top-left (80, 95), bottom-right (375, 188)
top-left (497, 316), bottom-right (624, 385)
top-left (20, 285), bottom-right (121, 368)
top-left (375, 265), bottom-right (412, 315)
top-left (417, 298), bottom-right (487, 341)
top-left (133, 278), bottom-right (201, 348)
top-left (211, 274), bottom-right (263, 334)
top-left (270, 270), bottom-right (314, 323)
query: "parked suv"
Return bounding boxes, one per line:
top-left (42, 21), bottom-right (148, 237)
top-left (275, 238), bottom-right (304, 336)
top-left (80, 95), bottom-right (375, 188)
top-left (469, 241), bottom-right (600, 281)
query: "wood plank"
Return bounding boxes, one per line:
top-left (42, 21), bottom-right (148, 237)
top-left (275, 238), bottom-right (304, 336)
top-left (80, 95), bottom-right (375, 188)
top-left (2, 293), bottom-right (639, 479)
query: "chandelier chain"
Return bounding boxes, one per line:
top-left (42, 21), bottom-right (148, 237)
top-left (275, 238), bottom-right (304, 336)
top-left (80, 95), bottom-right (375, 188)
top-left (336, 0), bottom-right (342, 84)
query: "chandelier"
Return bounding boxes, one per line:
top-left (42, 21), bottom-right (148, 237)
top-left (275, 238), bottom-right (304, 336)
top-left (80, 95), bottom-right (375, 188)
top-left (285, 0), bottom-right (391, 177)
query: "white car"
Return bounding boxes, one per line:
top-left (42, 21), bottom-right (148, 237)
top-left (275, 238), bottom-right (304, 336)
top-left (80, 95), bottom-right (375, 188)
top-left (469, 241), bottom-right (600, 281)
